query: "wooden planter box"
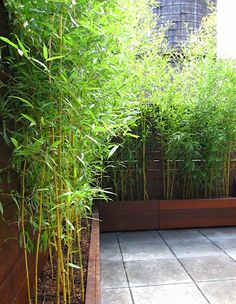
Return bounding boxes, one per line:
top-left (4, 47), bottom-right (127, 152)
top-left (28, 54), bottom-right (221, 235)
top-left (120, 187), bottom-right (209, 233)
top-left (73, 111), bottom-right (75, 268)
top-left (160, 198), bottom-right (236, 229)
top-left (98, 198), bottom-right (236, 232)
top-left (98, 200), bottom-right (160, 232)
top-left (0, 207), bottom-right (101, 304)
top-left (85, 207), bottom-right (101, 304)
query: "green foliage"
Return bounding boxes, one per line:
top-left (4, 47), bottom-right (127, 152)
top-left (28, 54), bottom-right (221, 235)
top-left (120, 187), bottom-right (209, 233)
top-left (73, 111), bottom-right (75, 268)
top-left (105, 13), bottom-right (236, 200)
top-left (0, 0), bottom-right (163, 302)
top-left (1, 1), bottom-right (236, 301)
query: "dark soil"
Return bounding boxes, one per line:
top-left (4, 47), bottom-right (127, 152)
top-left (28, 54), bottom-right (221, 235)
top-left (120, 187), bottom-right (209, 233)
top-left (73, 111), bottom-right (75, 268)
top-left (34, 224), bottom-right (90, 304)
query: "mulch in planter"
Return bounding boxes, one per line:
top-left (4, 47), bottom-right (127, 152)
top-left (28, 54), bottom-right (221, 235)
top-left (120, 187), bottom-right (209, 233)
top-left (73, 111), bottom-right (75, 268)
top-left (33, 223), bottom-right (90, 304)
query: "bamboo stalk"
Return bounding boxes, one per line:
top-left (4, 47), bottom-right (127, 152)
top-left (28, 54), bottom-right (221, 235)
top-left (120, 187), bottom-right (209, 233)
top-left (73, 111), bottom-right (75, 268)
top-left (21, 160), bottom-right (31, 304)
top-left (34, 165), bottom-right (46, 304)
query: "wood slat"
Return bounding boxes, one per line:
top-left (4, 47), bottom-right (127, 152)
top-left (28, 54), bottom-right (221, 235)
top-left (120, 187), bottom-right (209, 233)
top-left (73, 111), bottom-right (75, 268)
top-left (0, 136), bottom-right (10, 166)
top-left (0, 239), bottom-right (21, 285)
top-left (0, 202), bottom-right (18, 246)
top-left (160, 198), bottom-right (236, 210)
top-left (160, 198), bottom-right (236, 229)
top-left (0, 171), bottom-right (19, 193)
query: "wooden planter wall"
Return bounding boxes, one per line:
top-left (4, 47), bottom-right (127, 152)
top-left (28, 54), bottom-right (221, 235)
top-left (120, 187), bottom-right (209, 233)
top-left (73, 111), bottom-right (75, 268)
top-left (85, 207), bottom-right (101, 304)
top-left (98, 198), bottom-right (236, 232)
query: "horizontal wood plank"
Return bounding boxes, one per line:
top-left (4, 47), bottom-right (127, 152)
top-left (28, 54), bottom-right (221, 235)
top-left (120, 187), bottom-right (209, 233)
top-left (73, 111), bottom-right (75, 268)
top-left (160, 198), bottom-right (236, 229)
top-left (98, 200), bottom-right (160, 232)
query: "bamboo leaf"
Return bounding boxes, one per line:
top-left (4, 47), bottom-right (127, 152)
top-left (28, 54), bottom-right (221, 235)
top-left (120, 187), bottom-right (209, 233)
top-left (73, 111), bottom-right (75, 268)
top-left (10, 96), bottom-right (34, 108)
top-left (40, 116), bottom-right (45, 126)
top-left (11, 138), bottom-right (19, 148)
top-left (76, 156), bottom-right (86, 167)
top-left (15, 35), bottom-right (28, 57)
top-left (43, 44), bottom-right (48, 60)
top-left (67, 263), bottom-right (81, 270)
top-left (31, 58), bottom-right (48, 70)
top-left (51, 140), bottom-right (61, 148)
top-left (66, 219), bottom-right (75, 230)
top-left (0, 202), bottom-right (3, 215)
top-left (21, 113), bottom-right (36, 126)
top-left (86, 135), bottom-right (98, 144)
top-left (108, 145), bottom-right (119, 159)
top-left (0, 36), bottom-right (18, 49)
top-left (59, 191), bottom-right (73, 198)
top-left (46, 55), bottom-right (65, 62)
top-left (17, 49), bottom-right (24, 56)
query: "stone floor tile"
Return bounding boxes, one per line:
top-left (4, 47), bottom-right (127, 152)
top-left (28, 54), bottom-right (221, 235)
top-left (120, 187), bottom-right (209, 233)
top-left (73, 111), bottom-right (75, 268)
top-left (169, 239), bottom-right (223, 258)
top-left (101, 260), bottom-right (128, 289)
top-left (101, 288), bottom-right (133, 304)
top-left (125, 258), bottom-right (191, 287)
top-left (131, 283), bottom-right (208, 304)
top-left (198, 280), bottom-right (236, 304)
top-left (224, 250), bottom-right (236, 261)
top-left (100, 233), bottom-right (118, 246)
top-left (181, 255), bottom-right (236, 282)
top-left (159, 229), bottom-right (206, 244)
top-left (199, 227), bottom-right (236, 240)
top-left (212, 238), bottom-right (236, 260)
top-left (118, 231), bottom-right (163, 244)
top-left (101, 243), bottom-right (123, 261)
top-left (121, 241), bottom-right (174, 262)
top-left (213, 237), bottom-right (236, 251)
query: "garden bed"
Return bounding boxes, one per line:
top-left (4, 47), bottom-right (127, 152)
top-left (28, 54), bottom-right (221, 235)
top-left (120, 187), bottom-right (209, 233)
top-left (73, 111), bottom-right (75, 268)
top-left (98, 198), bottom-right (236, 231)
top-left (0, 207), bottom-right (101, 304)
top-left (36, 207), bottom-right (100, 304)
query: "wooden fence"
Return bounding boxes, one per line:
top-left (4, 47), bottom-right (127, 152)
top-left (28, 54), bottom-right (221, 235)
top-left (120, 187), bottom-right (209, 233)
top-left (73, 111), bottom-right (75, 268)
top-left (0, 2), bottom-right (36, 302)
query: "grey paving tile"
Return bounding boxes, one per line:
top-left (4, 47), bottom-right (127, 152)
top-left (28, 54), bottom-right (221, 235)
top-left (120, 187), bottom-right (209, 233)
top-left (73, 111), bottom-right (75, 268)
top-left (199, 227), bottom-right (236, 240)
top-left (100, 233), bottom-right (118, 246)
top-left (159, 229), bottom-right (205, 244)
top-left (101, 260), bottom-right (128, 289)
top-left (181, 255), bottom-right (236, 282)
top-left (125, 258), bottom-right (191, 287)
top-left (224, 250), bottom-right (236, 261)
top-left (118, 231), bottom-right (163, 244)
top-left (213, 237), bottom-right (236, 250)
top-left (212, 238), bottom-right (236, 260)
top-left (121, 241), bottom-right (174, 262)
top-left (131, 283), bottom-right (208, 304)
top-left (198, 280), bottom-right (236, 304)
top-left (101, 288), bottom-right (132, 304)
top-left (226, 251), bottom-right (236, 261)
top-left (101, 243), bottom-right (122, 261)
top-left (169, 239), bottom-right (223, 258)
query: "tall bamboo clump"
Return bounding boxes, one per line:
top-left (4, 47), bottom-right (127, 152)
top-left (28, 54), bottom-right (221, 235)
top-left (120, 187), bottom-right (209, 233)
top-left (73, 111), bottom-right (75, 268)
top-left (0, 0), bottom-right (163, 302)
top-left (161, 13), bottom-right (236, 199)
top-left (104, 12), bottom-right (236, 201)
top-left (150, 13), bottom-right (236, 199)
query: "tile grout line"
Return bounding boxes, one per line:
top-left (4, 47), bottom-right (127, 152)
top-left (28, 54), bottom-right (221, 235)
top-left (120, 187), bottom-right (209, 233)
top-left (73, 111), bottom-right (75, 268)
top-left (197, 229), bottom-right (236, 263)
top-left (101, 276), bottom-right (236, 291)
top-left (116, 232), bottom-right (136, 304)
top-left (156, 230), bottom-right (211, 304)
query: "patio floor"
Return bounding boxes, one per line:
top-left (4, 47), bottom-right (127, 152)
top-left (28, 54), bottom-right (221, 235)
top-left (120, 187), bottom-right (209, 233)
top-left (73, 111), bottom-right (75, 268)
top-left (101, 227), bottom-right (236, 304)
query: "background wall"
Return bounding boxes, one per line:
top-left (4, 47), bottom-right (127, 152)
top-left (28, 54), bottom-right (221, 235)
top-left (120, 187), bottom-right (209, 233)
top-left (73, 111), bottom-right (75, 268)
top-left (0, 2), bottom-right (35, 302)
